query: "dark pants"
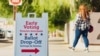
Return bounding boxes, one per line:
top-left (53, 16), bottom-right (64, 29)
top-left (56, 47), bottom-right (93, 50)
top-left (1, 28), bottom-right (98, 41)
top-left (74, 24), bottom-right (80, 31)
top-left (73, 28), bottom-right (89, 48)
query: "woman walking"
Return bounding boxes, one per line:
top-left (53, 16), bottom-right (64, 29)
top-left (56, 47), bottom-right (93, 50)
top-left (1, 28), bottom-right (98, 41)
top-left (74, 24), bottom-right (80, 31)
top-left (71, 4), bottom-right (91, 52)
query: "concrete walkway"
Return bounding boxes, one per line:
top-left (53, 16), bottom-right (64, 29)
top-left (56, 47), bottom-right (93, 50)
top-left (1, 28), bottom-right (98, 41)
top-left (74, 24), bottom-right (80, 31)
top-left (0, 45), bottom-right (14, 56)
top-left (0, 37), bottom-right (100, 56)
top-left (49, 37), bottom-right (100, 56)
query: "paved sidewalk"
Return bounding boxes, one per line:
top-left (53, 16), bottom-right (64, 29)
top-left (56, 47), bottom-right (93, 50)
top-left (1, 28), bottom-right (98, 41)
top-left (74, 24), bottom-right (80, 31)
top-left (0, 37), bottom-right (100, 56)
top-left (0, 45), bottom-right (14, 56)
top-left (49, 37), bottom-right (100, 56)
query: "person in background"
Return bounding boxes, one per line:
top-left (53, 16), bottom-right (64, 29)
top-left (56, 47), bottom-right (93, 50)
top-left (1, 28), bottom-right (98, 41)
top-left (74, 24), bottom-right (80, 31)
top-left (70, 4), bottom-right (91, 52)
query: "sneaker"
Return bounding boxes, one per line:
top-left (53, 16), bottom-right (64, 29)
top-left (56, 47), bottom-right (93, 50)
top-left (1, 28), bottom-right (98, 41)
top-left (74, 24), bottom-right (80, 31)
top-left (68, 47), bottom-right (75, 51)
top-left (84, 48), bottom-right (89, 53)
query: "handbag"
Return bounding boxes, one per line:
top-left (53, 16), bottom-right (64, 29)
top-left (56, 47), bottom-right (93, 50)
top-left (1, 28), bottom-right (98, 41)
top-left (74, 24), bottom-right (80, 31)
top-left (88, 25), bottom-right (93, 33)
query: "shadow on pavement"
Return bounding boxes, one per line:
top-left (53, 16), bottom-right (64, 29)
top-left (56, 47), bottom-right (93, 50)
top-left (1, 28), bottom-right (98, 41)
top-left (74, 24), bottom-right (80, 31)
top-left (0, 40), bottom-right (13, 43)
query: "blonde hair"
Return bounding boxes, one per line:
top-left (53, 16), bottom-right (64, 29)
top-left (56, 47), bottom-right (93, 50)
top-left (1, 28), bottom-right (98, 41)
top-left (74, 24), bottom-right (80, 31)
top-left (79, 4), bottom-right (89, 19)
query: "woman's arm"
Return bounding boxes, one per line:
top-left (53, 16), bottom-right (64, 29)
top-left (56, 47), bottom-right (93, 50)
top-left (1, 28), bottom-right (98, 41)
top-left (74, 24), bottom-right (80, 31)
top-left (73, 14), bottom-right (79, 30)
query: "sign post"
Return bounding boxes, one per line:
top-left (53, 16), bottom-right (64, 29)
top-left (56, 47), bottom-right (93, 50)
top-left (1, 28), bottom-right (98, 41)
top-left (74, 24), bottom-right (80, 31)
top-left (15, 13), bottom-right (48, 56)
top-left (9, 0), bottom-right (22, 20)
